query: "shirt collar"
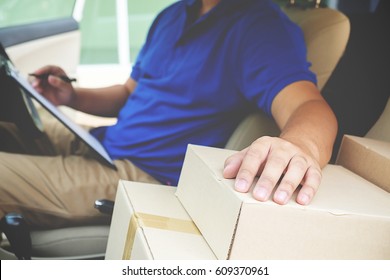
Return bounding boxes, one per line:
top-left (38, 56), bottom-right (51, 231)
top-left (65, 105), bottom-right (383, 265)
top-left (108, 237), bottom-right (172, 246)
top-left (178, 0), bottom-right (251, 44)
top-left (185, 0), bottom-right (242, 10)
top-left (185, 0), bottom-right (197, 5)
top-left (185, 0), bottom-right (250, 18)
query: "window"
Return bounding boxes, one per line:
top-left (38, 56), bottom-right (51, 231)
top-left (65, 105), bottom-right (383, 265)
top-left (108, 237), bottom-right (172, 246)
top-left (127, 0), bottom-right (177, 62)
top-left (79, 0), bottom-right (176, 65)
top-left (79, 0), bottom-right (119, 64)
top-left (0, 0), bottom-right (75, 28)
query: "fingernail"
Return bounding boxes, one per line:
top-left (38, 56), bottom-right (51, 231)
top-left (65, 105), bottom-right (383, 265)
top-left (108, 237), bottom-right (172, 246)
top-left (274, 190), bottom-right (288, 204)
top-left (298, 193), bottom-right (310, 205)
top-left (235, 178), bottom-right (248, 192)
top-left (254, 187), bottom-right (268, 201)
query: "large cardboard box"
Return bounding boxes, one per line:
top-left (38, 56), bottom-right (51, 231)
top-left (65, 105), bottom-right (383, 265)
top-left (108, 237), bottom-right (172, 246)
top-left (176, 144), bottom-right (390, 260)
top-left (336, 134), bottom-right (390, 193)
top-left (105, 181), bottom-right (216, 260)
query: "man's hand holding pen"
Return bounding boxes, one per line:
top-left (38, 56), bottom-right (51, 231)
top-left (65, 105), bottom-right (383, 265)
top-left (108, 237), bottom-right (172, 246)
top-left (30, 65), bottom-right (76, 107)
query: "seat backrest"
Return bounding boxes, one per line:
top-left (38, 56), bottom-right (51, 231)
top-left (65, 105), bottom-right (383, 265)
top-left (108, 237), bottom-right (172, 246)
top-left (225, 5), bottom-right (350, 150)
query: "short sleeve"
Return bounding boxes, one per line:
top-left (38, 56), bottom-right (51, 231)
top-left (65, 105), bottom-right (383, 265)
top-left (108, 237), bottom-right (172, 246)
top-left (236, 12), bottom-right (317, 116)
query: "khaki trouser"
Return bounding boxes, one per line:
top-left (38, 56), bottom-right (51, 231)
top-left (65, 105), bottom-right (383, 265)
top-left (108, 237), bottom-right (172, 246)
top-left (0, 117), bottom-right (160, 229)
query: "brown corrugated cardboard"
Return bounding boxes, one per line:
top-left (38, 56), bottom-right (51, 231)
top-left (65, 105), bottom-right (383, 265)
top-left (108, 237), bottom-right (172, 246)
top-left (176, 144), bottom-right (390, 260)
top-left (336, 135), bottom-right (390, 193)
top-left (105, 181), bottom-right (216, 260)
top-left (366, 97), bottom-right (390, 142)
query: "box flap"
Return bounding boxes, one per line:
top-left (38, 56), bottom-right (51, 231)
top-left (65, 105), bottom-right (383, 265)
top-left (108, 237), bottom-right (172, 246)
top-left (310, 165), bottom-right (390, 216)
top-left (124, 182), bottom-right (189, 220)
top-left (176, 145), bottom-right (243, 259)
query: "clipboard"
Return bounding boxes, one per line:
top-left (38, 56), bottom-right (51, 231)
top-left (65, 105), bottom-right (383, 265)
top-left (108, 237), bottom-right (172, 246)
top-left (0, 44), bottom-right (116, 169)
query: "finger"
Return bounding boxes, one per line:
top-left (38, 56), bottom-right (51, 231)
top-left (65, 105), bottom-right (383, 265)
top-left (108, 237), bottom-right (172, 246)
top-left (34, 65), bottom-right (64, 76)
top-left (31, 79), bottom-right (41, 89)
top-left (223, 149), bottom-right (247, 179)
top-left (31, 79), bottom-right (50, 94)
top-left (272, 155), bottom-right (308, 205)
top-left (48, 75), bottom-right (66, 88)
top-left (252, 149), bottom-right (290, 201)
top-left (32, 84), bottom-right (43, 95)
top-left (48, 75), bottom-right (74, 97)
top-left (296, 166), bottom-right (322, 205)
top-left (234, 139), bottom-right (270, 193)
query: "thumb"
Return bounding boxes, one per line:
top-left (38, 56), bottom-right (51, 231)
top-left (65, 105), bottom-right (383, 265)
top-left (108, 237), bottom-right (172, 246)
top-left (47, 75), bottom-right (67, 89)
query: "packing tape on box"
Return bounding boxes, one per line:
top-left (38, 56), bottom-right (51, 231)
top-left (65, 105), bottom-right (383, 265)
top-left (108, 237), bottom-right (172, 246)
top-left (123, 212), bottom-right (201, 259)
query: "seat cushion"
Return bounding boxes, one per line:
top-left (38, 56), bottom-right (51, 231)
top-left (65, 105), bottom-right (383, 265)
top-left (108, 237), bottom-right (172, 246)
top-left (30, 225), bottom-right (110, 259)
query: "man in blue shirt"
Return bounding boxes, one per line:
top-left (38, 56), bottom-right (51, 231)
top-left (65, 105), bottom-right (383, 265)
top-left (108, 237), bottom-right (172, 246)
top-left (0, 0), bottom-right (337, 228)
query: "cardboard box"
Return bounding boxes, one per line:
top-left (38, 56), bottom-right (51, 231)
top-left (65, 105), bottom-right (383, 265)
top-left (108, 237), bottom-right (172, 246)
top-left (365, 97), bottom-right (390, 141)
top-left (336, 135), bottom-right (390, 193)
top-left (176, 144), bottom-right (390, 260)
top-left (105, 181), bottom-right (216, 260)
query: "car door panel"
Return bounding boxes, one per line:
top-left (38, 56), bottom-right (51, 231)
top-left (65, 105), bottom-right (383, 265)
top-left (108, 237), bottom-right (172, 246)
top-left (0, 18), bottom-right (80, 76)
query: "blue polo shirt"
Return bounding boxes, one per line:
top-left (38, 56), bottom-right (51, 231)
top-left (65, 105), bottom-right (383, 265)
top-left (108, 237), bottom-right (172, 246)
top-left (92, 0), bottom-right (316, 185)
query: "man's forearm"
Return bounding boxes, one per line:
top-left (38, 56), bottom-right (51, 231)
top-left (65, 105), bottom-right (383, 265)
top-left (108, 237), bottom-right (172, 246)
top-left (278, 99), bottom-right (338, 168)
top-left (71, 84), bottom-right (130, 117)
top-left (224, 81), bottom-right (338, 205)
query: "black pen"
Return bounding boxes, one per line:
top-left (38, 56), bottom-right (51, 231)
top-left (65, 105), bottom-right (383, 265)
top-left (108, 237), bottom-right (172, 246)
top-left (29, 73), bottom-right (77, 83)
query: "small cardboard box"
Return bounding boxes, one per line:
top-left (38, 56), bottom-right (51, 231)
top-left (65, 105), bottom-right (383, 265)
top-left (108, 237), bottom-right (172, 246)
top-left (105, 181), bottom-right (216, 260)
top-left (336, 135), bottom-right (390, 193)
top-left (176, 144), bottom-right (390, 260)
